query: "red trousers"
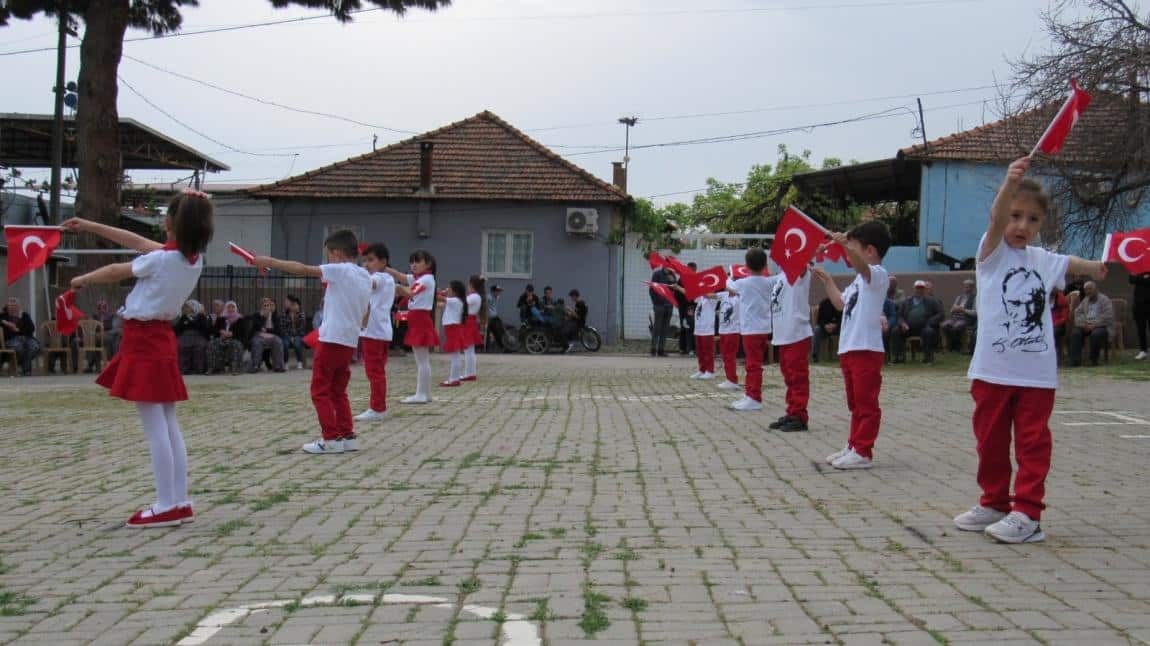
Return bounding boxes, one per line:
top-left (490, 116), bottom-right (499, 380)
top-left (970, 380), bottom-right (1055, 520)
top-left (362, 338), bottom-right (390, 413)
top-left (695, 334), bottom-right (715, 373)
top-left (840, 350), bottom-right (883, 458)
top-left (778, 338), bottom-right (811, 424)
top-left (311, 342), bottom-right (355, 441)
top-left (719, 334), bottom-right (741, 383)
top-left (742, 333), bottom-right (769, 402)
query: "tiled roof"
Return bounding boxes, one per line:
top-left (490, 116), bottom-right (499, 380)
top-left (899, 93), bottom-right (1146, 167)
top-left (247, 111), bottom-right (630, 203)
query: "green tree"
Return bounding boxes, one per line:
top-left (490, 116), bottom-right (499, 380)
top-left (0, 0), bottom-right (451, 227)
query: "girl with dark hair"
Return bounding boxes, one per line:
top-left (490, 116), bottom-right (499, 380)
top-left (62, 188), bottom-right (214, 527)
top-left (438, 280), bottom-right (469, 387)
top-left (462, 274), bottom-right (487, 381)
top-left (386, 249), bottom-right (438, 402)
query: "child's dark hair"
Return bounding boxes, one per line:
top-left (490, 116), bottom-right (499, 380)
top-left (469, 274), bottom-right (488, 325)
top-left (409, 249), bottom-right (436, 274)
top-left (449, 280), bottom-right (468, 320)
top-left (286, 294), bottom-right (301, 306)
top-left (745, 247), bottom-right (767, 272)
top-left (569, 289), bottom-right (580, 298)
top-left (364, 242), bottom-right (390, 264)
top-left (1016, 179), bottom-right (1050, 214)
top-left (846, 221), bottom-right (893, 259)
top-left (167, 192), bottom-right (214, 260)
top-left (324, 229), bottom-right (359, 259)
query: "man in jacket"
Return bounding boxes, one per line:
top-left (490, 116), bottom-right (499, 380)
top-left (891, 280), bottom-right (944, 363)
top-left (1069, 281), bottom-right (1115, 367)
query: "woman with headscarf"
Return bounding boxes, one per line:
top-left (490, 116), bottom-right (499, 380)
top-left (208, 300), bottom-right (246, 375)
top-left (174, 299), bottom-right (212, 375)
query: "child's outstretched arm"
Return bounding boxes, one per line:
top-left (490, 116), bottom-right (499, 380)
top-left (385, 267), bottom-right (409, 285)
top-left (252, 256), bottom-right (322, 278)
top-left (1067, 256), bottom-right (1108, 281)
top-left (61, 218), bottom-right (163, 253)
top-left (810, 266), bottom-right (844, 310)
top-left (71, 262), bottom-right (134, 289)
top-left (982, 157), bottom-right (1030, 262)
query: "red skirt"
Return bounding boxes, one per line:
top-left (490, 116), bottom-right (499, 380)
top-left (405, 309), bottom-right (440, 348)
top-left (442, 323), bottom-right (468, 352)
top-left (97, 320), bottom-right (188, 402)
top-left (464, 315), bottom-right (483, 347)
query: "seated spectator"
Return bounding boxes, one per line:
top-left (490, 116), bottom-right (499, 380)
top-left (209, 300), bottom-right (246, 375)
top-left (519, 289), bottom-right (544, 325)
top-left (1069, 280), bottom-right (1114, 367)
top-left (248, 297), bottom-right (285, 373)
top-left (0, 297), bottom-right (39, 376)
top-left (940, 279), bottom-right (977, 354)
top-left (565, 289), bottom-right (589, 350)
top-left (541, 286), bottom-right (557, 323)
top-left (891, 280), bottom-right (943, 363)
top-left (881, 298), bottom-right (897, 359)
top-left (207, 299), bottom-right (224, 326)
top-left (174, 300), bottom-right (212, 375)
top-left (80, 299), bottom-right (116, 373)
top-left (281, 294), bottom-right (309, 369)
top-left (811, 296), bottom-right (841, 362)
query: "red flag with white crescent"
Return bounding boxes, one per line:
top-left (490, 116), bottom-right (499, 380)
top-left (1102, 228), bottom-right (1150, 274)
top-left (1032, 78), bottom-right (1093, 157)
top-left (644, 280), bottom-right (677, 305)
top-left (770, 206), bottom-right (828, 285)
top-left (682, 265), bottom-right (728, 300)
top-left (816, 241), bottom-right (852, 268)
top-left (5, 226), bottom-right (62, 286)
top-left (55, 289), bottom-right (85, 336)
top-left (729, 264), bottom-right (753, 279)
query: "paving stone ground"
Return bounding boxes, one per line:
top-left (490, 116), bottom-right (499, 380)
top-left (0, 352), bottom-right (1148, 646)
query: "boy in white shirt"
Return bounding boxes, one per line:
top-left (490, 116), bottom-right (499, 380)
top-left (726, 248), bottom-right (777, 411)
top-left (690, 294), bottom-right (718, 380)
top-left (355, 243), bottom-right (396, 423)
top-left (768, 268), bottom-right (813, 432)
top-left (255, 230), bottom-right (372, 455)
top-left (811, 221), bottom-right (892, 469)
top-left (953, 157), bottom-right (1107, 544)
top-left (716, 290), bottom-right (742, 391)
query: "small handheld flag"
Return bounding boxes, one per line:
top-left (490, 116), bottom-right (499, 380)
top-left (55, 289), bottom-right (84, 336)
top-left (1031, 78), bottom-right (1093, 157)
top-left (770, 206), bottom-right (828, 285)
top-left (1102, 228), bottom-right (1150, 274)
top-left (228, 241), bottom-right (267, 275)
top-left (5, 225), bottom-right (62, 286)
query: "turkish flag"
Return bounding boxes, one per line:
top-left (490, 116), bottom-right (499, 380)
top-left (662, 255), bottom-right (695, 278)
top-left (647, 251), bottom-right (664, 269)
top-left (770, 206), bottom-right (827, 285)
top-left (55, 289), bottom-right (85, 336)
top-left (1102, 228), bottom-right (1150, 274)
top-left (730, 264), bottom-right (753, 279)
top-left (683, 265), bottom-right (727, 300)
top-left (816, 242), bottom-right (852, 267)
top-left (228, 241), bottom-right (267, 275)
top-left (303, 329), bottom-right (320, 349)
top-left (5, 226), bottom-right (62, 286)
top-left (644, 280), bottom-right (677, 305)
top-left (1032, 78), bottom-right (1093, 156)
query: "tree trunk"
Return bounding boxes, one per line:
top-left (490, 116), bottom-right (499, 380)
top-left (76, 0), bottom-right (129, 229)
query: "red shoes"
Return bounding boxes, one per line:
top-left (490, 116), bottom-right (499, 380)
top-left (126, 504), bottom-right (194, 528)
top-left (439, 380), bottom-right (461, 387)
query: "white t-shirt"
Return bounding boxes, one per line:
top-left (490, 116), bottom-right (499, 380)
top-left (771, 270), bottom-right (813, 346)
top-left (694, 296), bottom-right (718, 336)
top-left (442, 297), bottom-right (464, 326)
top-left (319, 263), bottom-right (372, 348)
top-left (717, 292), bottom-right (740, 335)
top-left (122, 248), bottom-right (203, 321)
top-left (361, 271), bottom-right (396, 341)
top-left (466, 293), bottom-right (482, 320)
top-left (728, 274), bottom-right (776, 335)
top-left (406, 273), bottom-right (436, 311)
top-left (837, 264), bottom-right (889, 354)
top-left (968, 234), bottom-right (1069, 389)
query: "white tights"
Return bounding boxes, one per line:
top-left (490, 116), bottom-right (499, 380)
top-left (412, 347), bottom-right (432, 399)
top-left (449, 352), bottom-right (463, 382)
top-left (136, 402), bottom-right (188, 511)
top-left (463, 346), bottom-right (477, 378)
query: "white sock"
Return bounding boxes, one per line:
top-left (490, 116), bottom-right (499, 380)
top-left (162, 403), bottom-right (189, 505)
top-left (136, 403), bottom-right (177, 511)
top-left (413, 347), bottom-right (431, 399)
top-left (449, 352), bottom-right (462, 382)
top-left (463, 346), bottom-right (477, 378)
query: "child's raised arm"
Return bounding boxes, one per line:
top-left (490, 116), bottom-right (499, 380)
top-left (386, 267), bottom-right (409, 285)
top-left (62, 218), bottom-right (163, 254)
top-left (252, 256), bottom-right (322, 278)
top-left (810, 266), bottom-right (844, 310)
top-left (983, 157), bottom-right (1031, 262)
top-left (830, 232), bottom-right (871, 283)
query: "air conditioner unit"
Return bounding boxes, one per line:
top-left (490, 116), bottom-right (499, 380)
top-left (566, 208), bottom-right (599, 235)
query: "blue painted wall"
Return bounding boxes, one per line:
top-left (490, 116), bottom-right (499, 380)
top-left (270, 198), bottom-right (623, 343)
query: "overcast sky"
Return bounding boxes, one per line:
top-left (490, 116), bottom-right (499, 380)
top-left (1, 0), bottom-right (1061, 204)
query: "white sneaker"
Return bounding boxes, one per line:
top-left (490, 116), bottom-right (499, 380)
top-left (689, 371), bottom-right (704, 380)
top-left (954, 505), bottom-right (1007, 532)
top-left (698, 372), bottom-right (715, 380)
top-left (1137, 351), bottom-right (1148, 361)
top-left (297, 361), bottom-right (305, 370)
top-left (985, 511), bottom-right (1045, 543)
top-left (302, 439), bottom-right (344, 454)
top-left (831, 448), bottom-right (873, 470)
top-left (732, 397), bottom-right (763, 412)
top-left (826, 445), bottom-right (850, 465)
top-left (729, 395), bottom-right (749, 409)
top-left (717, 380), bottom-right (741, 391)
top-left (401, 395), bottom-right (429, 404)
top-left (343, 437), bottom-right (360, 452)
top-left (354, 409), bottom-right (387, 422)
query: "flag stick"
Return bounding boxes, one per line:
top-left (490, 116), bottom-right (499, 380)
top-left (2, 225), bottom-right (65, 230)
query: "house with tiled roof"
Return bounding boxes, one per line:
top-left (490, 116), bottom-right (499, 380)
top-left (247, 110), bottom-right (632, 342)
top-left (792, 93), bottom-right (1150, 273)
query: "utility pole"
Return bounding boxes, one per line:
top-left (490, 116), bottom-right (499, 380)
top-left (618, 116), bottom-right (638, 170)
top-left (916, 98), bottom-right (928, 151)
top-left (49, 9), bottom-right (68, 225)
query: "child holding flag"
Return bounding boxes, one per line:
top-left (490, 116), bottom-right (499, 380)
top-left (63, 190), bottom-right (213, 527)
top-left (768, 267), bottom-right (813, 432)
top-left (715, 288), bottom-right (742, 391)
top-left (954, 157), bottom-right (1107, 543)
top-left (690, 293), bottom-right (717, 380)
top-left (725, 248), bottom-right (776, 411)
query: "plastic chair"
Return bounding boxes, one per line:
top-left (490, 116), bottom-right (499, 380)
top-left (0, 335), bottom-right (17, 376)
top-left (40, 321), bottom-right (71, 374)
